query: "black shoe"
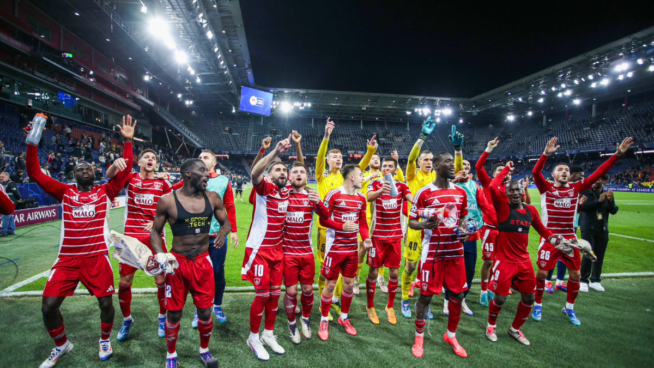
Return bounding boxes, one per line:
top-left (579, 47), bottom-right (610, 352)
top-left (0, 234), bottom-right (7, 237)
top-left (8, 233), bottom-right (15, 236)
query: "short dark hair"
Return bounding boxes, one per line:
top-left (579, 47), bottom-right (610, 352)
top-left (433, 151), bottom-right (451, 166)
top-left (571, 166), bottom-right (584, 174)
top-left (180, 158), bottom-right (203, 174)
top-left (491, 162), bottom-right (505, 175)
top-left (418, 150), bottom-right (432, 160)
top-left (341, 164), bottom-right (360, 179)
top-left (371, 152), bottom-right (381, 159)
top-left (291, 161), bottom-right (306, 169)
top-left (382, 156), bottom-right (398, 168)
top-left (138, 148), bottom-right (158, 162)
top-left (553, 163), bottom-right (569, 172)
top-left (200, 149), bottom-right (217, 162)
top-left (267, 161), bottom-right (286, 173)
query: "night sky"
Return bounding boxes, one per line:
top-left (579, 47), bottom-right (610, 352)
top-left (241, 0), bottom-right (654, 97)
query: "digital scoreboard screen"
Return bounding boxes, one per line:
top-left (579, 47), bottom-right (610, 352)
top-left (239, 87), bottom-right (273, 116)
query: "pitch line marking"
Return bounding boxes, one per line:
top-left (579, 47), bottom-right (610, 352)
top-left (0, 270), bottom-right (49, 295)
top-left (609, 233), bottom-right (654, 243)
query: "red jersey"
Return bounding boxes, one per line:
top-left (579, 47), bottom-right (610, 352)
top-left (368, 179), bottom-right (410, 240)
top-left (123, 172), bottom-right (172, 241)
top-left (246, 179), bottom-right (290, 250)
top-left (319, 187), bottom-right (369, 255)
top-left (26, 143), bottom-right (133, 257)
top-left (0, 184), bottom-right (15, 215)
top-left (282, 189), bottom-right (329, 257)
top-left (475, 151), bottom-right (499, 227)
top-left (533, 153), bottom-right (617, 238)
top-left (409, 182), bottom-right (468, 260)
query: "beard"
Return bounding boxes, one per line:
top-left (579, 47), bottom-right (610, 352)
top-left (370, 163), bottom-right (380, 170)
top-left (77, 177), bottom-right (94, 186)
top-left (191, 178), bottom-right (207, 192)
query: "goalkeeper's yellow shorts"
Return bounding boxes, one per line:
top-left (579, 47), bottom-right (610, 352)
top-left (316, 227), bottom-right (327, 264)
top-left (403, 228), bottom-right (422, 264)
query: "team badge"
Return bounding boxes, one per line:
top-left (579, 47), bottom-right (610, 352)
top-left (540, 261), bottom-right (547, 268)
top-left (485, 252), bottom-right (491, 258)
top-left (154, 182), bottom-right (163, 189)
top-left (357, 202), bottom-right (362, 209)
top-left (324, 267), bottom-right (330, 275)
top-left (254, 278), bottom-right (261, 286)
top-left (493, 282), bottom-right (498, 289)
top-left (422, 283), bottom-right (428, 291)
top-left (323, 170), bottom-right (330, 177)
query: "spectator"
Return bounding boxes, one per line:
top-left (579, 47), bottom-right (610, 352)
top-left (51, 152), bottom-right (63, 176)
top-left (99, 140), bottom-right (106, 153)
top-left (64, 157), bottom-right (75, 181)
top-left (0, 172), bottom-right (20, 237)
top-left (55, 134), bottom-right (64, 151)
top-left (72, 143), bottom-right (83, 158)
top-left (63, 124), bottom-right (72, 137)
top-left (14, 152), bottom-right (26, 172)
top-left (41, 164), bottom-right (51, 177)
top-left (94, 165), bottom-right (103, 181)
top-left (0, 140), bottom-right (5, 169)
top-left (578, 175), bottom-right (618, 293)
top-left (10, 170), bottom-right (25, 184)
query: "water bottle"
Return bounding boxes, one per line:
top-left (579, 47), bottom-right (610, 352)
top-left (383, 171), bottom-right (398, 197)
top-left (26, 113), bottom-right (48, 146)
top-left (437, 203), bottom-right (458, 228)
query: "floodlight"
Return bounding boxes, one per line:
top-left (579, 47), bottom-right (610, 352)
top-left (601, 79), bottom-right (609, 85)
top-left (573, 99), bottom-right (581, 105)
top-left (442, 108), bottom-right (452, 115)
top-left (627, 72), bottom-right (633, 78)
top-left (507, 115), bottom-right (515, 121)
top-left (175, 50), bottom-right (187, 63)
top-left (637, 58), bottom-right (644, 65)
top-left (591, 82), bottom-right (597, 88)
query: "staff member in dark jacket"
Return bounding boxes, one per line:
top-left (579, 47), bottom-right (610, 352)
top-left (578, 175), bottom-right (618, 293)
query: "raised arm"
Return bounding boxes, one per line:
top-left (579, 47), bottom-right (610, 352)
top-left (292, 130), bottom-right (304, 164)
top-left (26, 146), bottom-right (68, 202)
top-left (581, 137), bottom-right (633, 191)
top-left (251, 137), bottom-right (272, 170)
top-left (104, 116), bottom-right (136, 199)
top-left (0, 186), bottom-right (15, 215)
top-left (522, 178), bottom-right (532, 204)
top-left (391, 150), bottom-right (405, 183)
top-left (359, 135), bottom-right (378, 171)
top-left (407, 117), bottom-right (436, 182)
top-left (450, 126), bottom-right (464, 173)
top-left (251, 136), bottom-right (292, 186)
top-left (533, 137), bottom-right (559, 193)
top-left (316, 118), bottom-right (334, 181)
top-left (476, 137), bottom-right (498, 187)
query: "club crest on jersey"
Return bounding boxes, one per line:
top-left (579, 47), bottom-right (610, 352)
top-left (553, 198), bottom-right (572, 208)
top-left (342, 212), bottom-right (357, 222)
top-left (302, 199), bottom-right (310, 207)
top-left (382, 199), bottom-right (398, 210)
top-left (89, 193), bottom-right (98, 201)
top-left (286, 211), bottom-right (304, 224)
top-left (154, 182), bottom-right (163, 189)
top-left (422, 283), bottom-right (428, 291)
top-left (540, 261), bottom-right (547, 268)
top-left (254, 278), bottom-right (261, 286)
top-left (277, 201), bottom-right (289, 213)
top-left (357, 201), bottom-right (362, 209)
top-left (135, 193), bottom-right (155, 205)
top-left (323, 170), bottom-right (330, 177)
top-left (72, 204), bottom-right (96, 218)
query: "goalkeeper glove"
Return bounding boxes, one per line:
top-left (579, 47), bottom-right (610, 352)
top-left (448, 125), bottom-right (464, 150)
top-left (419, 117), bottom-right (436, 140)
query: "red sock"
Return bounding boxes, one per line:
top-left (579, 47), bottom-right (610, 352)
top-left (481, 279), bottom-right (488, 292)
top-left (156, 282), bottom-right (166, 315)
top-left (284, 292), bottom-right (298, 323)
top-left (264, 289), bottom-right (281, 330)
top-left (535, 278), bottom-right (545, 304)
top-left (511, 301), bottom-right (533, 331)
top-left (197, 318), bottom-right (213, 349)
top-left (250, 291), bottom-right (269, 333)
top-left (100, 321), bottom-right (113, 341)
top-left (341, 290), bottom-right (353, 315)
top-left (300, 291), bottom-right (314, 319)
top-left (320, 294), bottom-right (331, 318)
top-left (488, 298), bottom-right (503, 326)
top-left (165, 319), bottom-right (180, 353)
top-left (366, 277), bottom-right (376, 309)
top-left (415, 319), bottom-right (425, 335)
top-left (387, 277), bottom-right (398, 309)
top-left (566, 279), bottom-right (580, 304)
top-left (118, 286), bottom-right (132, 318)
top-left (447, 297), bottom-right (462, 333)
top-left (47, 324), bottom-right (68, 347)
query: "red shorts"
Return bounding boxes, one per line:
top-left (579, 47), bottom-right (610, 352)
top-left (321, 251), bottom-right (358, 280)
top-left (480, 226), bottom-right (498, 261)
top-left (43, 255), bottom-right (115, 298)
top-left (283, 254), bottom-right (315, 287)
top-left (242, 247), bottom-right (284, 288)
top-left (537, 236), bottom-right (581, 271)
top-left (367, 237), bottom-right (402, 269)
top-left (164, 250), bottom-right (214, 311)
top-left (119, 234), bottom-right (167, 276)
top-left (489, 259), bottom-right (536, 295)
top-left (419, 257), bottom-right (468, 296)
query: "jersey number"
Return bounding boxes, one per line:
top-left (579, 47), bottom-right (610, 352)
top-left (325, 257), bottom-right (332, 267)
top-left (254, 265), bottom-right (265, 277)
top-left (408, 241), bottom-right (419, 251)
top-left (421, 270), bottom-right (429, 282)
top-left (540, 250), bottom-right (551, 260)
top-left (370, 248), bottom-right (376, 257)
top-left (165, 285), bottom-right (172, 298)
top-left (484, 242), bottom-right (494, 252)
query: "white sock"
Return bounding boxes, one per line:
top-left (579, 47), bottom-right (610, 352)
top-left (158, 313), bottom-right (166, 319)
top-left (535, 303), bottom-right (542, 307)
top-left (332, 296), bottom-right (339, 303)
top-left (199, 347), bottom-right (209, 354)
top-left (487, 323), bottom-right (496, 328)
top-left (321, 315), bottom-right (329, 322)
top-left (124, 315), bottom-right (133, 322)
top-left (565, 302), bottom-right (574, 310)
top-left (340, 312), bottom-right (348, 320)
top-left (415, 332), bottom-right (424, 337)
top-left (249, 332), bottom-right (259, 342)
top-left (446, 330), bottom-right (456, 338)
top-left (556, 279), bottom-right (563, 285)
top-left (58, 340), bottom-right (71, 350)
top-left (481, 290), bottom-right (487, 295)
top-left (288, 320), bottom-right (296, 326)
top-left (509, 327), bottom-right (519, 333)
top-left (262, 329), bottom-right (274, 337)
top-left (167, 351), bottom-right (177, 359)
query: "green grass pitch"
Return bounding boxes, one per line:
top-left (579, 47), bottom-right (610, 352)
top-left (0, 187), bottom-right (653, 367)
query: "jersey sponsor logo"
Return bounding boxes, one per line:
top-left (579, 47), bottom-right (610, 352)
top-left (135, 193), bottom-right (155, 205)
top-left (342, 212), bottom-right (358, 222)
top-left (382, 199), bottom-right (398, 210)
top-left (286, 211), bottom-right (305, 224)
top-left (72, 204), bottom-right (96, 218)
top-left (553, 198), bottom-right (572, 208)
top-left (278, 201), bottom-right (289, 213)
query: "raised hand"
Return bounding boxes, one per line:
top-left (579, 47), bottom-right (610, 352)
top-left (544, 137), bottom-right (560, 155)
top-left (420, 117), bottom-right (436, 139)
top-left (391, 150), bottom-right (399, 160)
top-left (275, 135), bottom-right (293, 154)
top-left (579, 195), bottom-right (588, 206)
top-left (448, 125), bottom-right (464, 150)
top-left (112, 158), bottom-right (128, 171)
top-left (367, 135), bottom-right (378, 150)
top-left (261, 137), bottom-right (272, 150)
top-left (616, 137), bottom-right (634, 157)
top-left (506, 161), bottom-right (515, 171)
top-left (117, 115), bottom-right (137, 141)
top-left (291, 130), bottom-right (302, 143)
top-left (487, 137), bottom-right (499, 151)
top-left (325, 117), bottom-right (335, 138)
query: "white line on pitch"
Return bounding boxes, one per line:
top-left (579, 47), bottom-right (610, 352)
top-left (0, 270), bottom-right (49, 294)
top-left (609, 233), bottom-right (654, 243)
